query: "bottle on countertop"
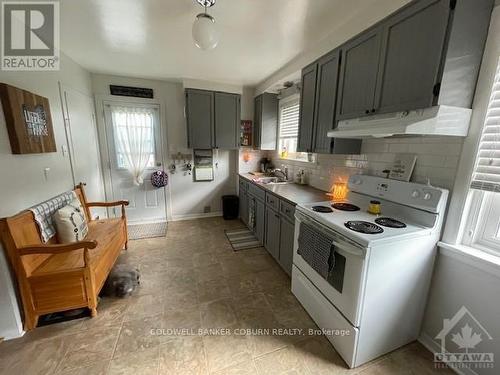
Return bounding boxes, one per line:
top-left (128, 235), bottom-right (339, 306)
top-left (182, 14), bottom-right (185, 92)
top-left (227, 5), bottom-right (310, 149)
top-left (296, 169), bottom-right (306, 185)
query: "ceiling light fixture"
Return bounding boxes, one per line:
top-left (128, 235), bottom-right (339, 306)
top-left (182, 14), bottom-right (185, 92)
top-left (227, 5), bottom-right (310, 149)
top-left (192, 0), bottom-right (218, 50)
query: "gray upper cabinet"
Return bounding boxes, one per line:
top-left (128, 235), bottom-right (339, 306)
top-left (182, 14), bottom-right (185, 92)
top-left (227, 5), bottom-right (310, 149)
top-left (312, 51), bottom-right (337, 154)
top-left (375, 0), bottom-right (450, 114)
top-left (186, 89), bottom-right (240, 149)
top-left (214, 92), bottom-right (240, 149)
top-left (298, 50), bottom-right (361, 155)
top-left (253, 95), bottom-right (262, 148)
top-left (333, 0), bottom-right (493, 121)
top-left (297, 63), bottom-right (317, 153)
top-left (186, 89), bottom-right (214, 149)
top-left (336, 27), bottom-right (383, 120)
top-left (253, 93), bottom-right (278, 150)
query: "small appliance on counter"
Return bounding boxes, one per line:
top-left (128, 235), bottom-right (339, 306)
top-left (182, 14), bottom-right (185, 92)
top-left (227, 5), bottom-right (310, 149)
top-left (295, 169), bottom-right (307, 185)
top-left (259, 157), bottom-right (272, 173)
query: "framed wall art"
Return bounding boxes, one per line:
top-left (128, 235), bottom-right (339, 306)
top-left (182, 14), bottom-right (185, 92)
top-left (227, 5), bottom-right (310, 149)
top-left (0, 83), bottom-right (56, 154)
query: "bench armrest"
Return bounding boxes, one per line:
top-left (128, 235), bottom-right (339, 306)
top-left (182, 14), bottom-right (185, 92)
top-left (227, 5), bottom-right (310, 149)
top-left (86, 201), bottom-right (129, 220)
top-left (86, 200), bottom-right (129, 208)
top-left (19, 240), bottom-right (98, 256)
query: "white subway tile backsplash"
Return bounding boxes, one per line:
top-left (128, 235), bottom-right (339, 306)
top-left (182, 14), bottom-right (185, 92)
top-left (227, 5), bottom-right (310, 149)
top-left (268, 137), bottom-right (462, 193)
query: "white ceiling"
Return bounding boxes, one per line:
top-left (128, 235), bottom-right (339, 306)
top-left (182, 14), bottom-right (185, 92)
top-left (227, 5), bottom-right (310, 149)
top-left (60, 0), bottom-right (393, 87)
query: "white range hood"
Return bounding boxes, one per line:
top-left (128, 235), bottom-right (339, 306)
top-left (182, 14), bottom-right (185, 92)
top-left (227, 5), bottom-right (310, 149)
top-left (328, 106), bottom-right (472, 138)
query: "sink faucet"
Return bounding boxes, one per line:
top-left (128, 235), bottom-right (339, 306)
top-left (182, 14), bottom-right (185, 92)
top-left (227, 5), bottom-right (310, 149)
top-left (273, 168), bottom-right (288, 182)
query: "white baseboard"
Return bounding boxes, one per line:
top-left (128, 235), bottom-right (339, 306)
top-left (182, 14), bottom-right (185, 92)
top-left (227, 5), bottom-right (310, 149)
top-left (170, 211), bottom-right (223, 221)
top-left (2, 330), bottom-right (24, 341)
top-left (418, 333), bottom-right (479, 375)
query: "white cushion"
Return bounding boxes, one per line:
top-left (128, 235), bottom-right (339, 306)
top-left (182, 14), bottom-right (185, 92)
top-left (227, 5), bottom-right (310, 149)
top-left (53, 199), bottom-right (88, 243)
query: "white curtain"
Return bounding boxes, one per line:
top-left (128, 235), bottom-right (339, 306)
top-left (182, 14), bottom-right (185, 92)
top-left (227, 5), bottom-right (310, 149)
top-left (111, 106), bottom-right (155, 186)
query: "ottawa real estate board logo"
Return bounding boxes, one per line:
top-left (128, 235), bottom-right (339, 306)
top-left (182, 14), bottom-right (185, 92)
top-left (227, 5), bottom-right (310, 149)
top-left (435, 306), bottom-right (494, 371)
top-left (1, 1), bottom-right (59, 70)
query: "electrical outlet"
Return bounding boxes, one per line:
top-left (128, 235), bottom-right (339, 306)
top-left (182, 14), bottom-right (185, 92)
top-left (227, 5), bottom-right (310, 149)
top-left (203, 206), bottom-right (211, 213)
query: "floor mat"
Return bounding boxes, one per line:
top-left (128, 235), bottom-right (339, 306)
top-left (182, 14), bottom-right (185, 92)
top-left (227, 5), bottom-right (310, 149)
top-left (128, 221), bottom-right (167, 240)
top-left (224, 228), bottom-right (261, 251)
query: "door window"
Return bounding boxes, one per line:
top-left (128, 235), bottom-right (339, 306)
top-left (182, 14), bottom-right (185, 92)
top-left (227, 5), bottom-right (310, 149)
top-left (110, 106), bottom-right (156, 170)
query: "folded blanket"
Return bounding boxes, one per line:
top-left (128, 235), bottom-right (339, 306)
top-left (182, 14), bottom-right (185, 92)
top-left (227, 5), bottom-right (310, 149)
top-left (29, 191), bottom-right (77, 243)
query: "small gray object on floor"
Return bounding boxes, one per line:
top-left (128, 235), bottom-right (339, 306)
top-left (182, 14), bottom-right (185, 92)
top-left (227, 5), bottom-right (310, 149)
top-left (102, 264), bottom-right (141, 298)
top-left (225, 228), bottom-right (261, 251)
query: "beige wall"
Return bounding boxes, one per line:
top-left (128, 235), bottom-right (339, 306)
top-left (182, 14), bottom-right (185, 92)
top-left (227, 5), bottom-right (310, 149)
top-left (0, 53), bottom-right (99, 339)
top-left (91, 74), bottom-right (254, 220)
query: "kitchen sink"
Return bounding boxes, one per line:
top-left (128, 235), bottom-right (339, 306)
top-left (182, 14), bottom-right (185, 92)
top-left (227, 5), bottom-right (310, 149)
top-left (254, 177), bottom-right (291, 185)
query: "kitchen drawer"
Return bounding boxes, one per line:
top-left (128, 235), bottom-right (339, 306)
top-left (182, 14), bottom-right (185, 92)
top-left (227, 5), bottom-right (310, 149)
top-left (280, 199), bottom-right (295, 222)
top-left (265, 192), bottom-right (279, 211)
top-left (248, 183), bottom-right (265, 202)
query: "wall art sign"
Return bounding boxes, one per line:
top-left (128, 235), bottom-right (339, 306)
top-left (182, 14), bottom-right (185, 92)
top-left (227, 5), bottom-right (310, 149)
top-left (0, 83), bottom-right (56, 153)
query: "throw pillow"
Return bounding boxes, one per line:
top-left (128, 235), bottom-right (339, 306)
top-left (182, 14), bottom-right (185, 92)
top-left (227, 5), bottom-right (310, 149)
top-left (53, 199), bottom-right (88, 243)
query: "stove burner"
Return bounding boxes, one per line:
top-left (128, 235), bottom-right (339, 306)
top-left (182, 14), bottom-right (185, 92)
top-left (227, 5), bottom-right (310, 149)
top-left (345, 221), bottom-right (384, 234)
top-left (312, 206), bottom-right (333, 213)
top-left (375, 217), bottom-right (407, 228)
top-left (332, 203), bottom-right (360, 212)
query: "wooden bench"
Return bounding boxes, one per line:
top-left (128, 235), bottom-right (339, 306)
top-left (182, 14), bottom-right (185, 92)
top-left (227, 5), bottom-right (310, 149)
top-left (0, 184), bottom-right (129, 331)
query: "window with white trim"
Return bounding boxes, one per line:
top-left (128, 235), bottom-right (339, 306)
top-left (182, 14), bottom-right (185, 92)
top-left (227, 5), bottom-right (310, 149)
top-left (277, 95), bottom-right (315, 162)
top-left (462, 57), bottom-right (500, 255)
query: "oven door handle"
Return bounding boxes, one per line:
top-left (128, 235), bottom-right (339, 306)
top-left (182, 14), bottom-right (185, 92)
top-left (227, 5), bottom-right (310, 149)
top-left (332, 240), bottom-right (365, 257)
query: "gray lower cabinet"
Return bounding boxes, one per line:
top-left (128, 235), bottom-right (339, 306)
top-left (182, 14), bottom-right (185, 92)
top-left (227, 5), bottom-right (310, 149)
top-left (265, 206), bottom-right (280, 261)
top-left (254, 198), bottom-right (265, 244)
top-left (239, 189), bottom-right (249, 227)
top-left (253, 93), bottom-right (278, 150)
top-left (186, 89), bottom-right (214, 149)
top-left (186, 89), bottom-right (240, 149)
top-left (279, 216), bottom-right (295, 276)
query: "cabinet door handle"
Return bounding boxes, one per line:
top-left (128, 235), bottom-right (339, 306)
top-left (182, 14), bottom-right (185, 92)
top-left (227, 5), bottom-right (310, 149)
top-left (365, 110), bottom-right (370, 114)
top-left (371, 108), bottom-right (376, 113)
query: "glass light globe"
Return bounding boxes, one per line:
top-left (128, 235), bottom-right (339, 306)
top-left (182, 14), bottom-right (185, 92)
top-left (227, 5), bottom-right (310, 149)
top-left (192, 13), bottom-right (219, 50)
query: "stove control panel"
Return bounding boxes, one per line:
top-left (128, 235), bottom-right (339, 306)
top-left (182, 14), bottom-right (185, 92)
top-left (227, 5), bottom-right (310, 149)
top-left (348, 175), bottom-right (448, 213)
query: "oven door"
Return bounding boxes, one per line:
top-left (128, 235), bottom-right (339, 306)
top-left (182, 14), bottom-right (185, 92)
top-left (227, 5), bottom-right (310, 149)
top-left (292, 211), bottom-right (367, 327)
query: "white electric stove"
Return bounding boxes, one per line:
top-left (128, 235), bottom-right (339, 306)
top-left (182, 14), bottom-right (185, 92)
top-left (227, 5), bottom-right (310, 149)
top-left (291, 174), bottom-right (449, 368)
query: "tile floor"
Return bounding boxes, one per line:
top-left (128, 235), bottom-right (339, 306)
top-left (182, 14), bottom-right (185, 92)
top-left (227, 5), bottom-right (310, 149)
top-left (0, 217), bottom-right (453, 375)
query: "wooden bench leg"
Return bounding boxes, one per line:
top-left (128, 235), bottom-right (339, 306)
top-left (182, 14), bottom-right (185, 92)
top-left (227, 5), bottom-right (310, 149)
top-left (24, 313), bottom-right (38, 331)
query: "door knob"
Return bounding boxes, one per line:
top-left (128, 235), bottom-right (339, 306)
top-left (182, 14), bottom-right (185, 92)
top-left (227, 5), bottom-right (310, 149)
top-left (371, 109), bottom-right (376, 113)
top-left (365, 110), bottom-right (370, 114)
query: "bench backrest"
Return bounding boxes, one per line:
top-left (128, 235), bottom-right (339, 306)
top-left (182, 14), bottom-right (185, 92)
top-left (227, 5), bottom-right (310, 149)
top-left (0, 185), bottom-right (88, 278)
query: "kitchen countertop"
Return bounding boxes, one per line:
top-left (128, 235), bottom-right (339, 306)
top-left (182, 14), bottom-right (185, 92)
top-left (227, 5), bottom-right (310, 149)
top-left (239, 173), bottom-right (329, 205)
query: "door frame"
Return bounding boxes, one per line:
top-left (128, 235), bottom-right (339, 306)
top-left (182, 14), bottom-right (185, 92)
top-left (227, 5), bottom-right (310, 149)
top-left (94, 94), bottom-right (169, 222)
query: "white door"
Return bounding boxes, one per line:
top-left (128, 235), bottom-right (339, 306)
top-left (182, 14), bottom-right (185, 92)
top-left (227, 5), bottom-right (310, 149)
top-left (60, 85), bottom-right (105, 205)
top-left (103, 102), bottom-right (166, 225)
